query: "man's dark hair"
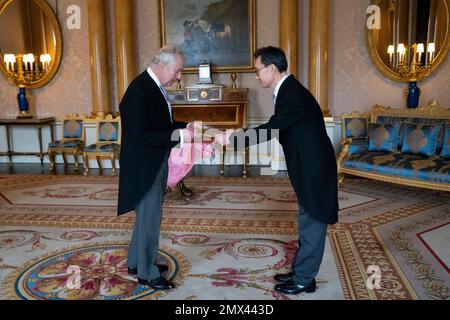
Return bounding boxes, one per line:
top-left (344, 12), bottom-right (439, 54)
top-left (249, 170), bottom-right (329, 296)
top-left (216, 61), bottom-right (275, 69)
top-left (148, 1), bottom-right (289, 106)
top-left (253, 46), bottom-right (288, 73)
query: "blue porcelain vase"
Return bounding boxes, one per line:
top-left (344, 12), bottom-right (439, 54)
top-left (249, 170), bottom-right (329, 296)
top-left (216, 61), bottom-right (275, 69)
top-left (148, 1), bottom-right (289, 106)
top-left (407, 81), bottom-right (420, 109)
top-left (17, 87), bottom-right (32, 118)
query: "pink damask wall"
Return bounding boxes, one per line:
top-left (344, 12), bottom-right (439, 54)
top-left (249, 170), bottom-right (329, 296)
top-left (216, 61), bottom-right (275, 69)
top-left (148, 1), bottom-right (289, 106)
top-left (0, 0), bottom-right (448, 120)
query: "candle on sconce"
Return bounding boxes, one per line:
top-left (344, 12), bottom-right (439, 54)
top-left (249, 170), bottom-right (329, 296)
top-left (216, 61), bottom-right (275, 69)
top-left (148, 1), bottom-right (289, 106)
top-left (427, 43), bottom-right (435, 64)
top-left (29, 54), bottom-right (35, 72)
top-left (4, 54), bottom-right (16, 72)
top-left (416, 43), bottom-right (424, 64)
top-left (23, 54), bottom-right (31, 71)
top-left (23, 53), bottom-right (35, 72)
top-left (387, 45), bottom-right (395, 64)
top-left (40, 54), bottom-right (51, 71)
top-left (397, 43), bottom-right (406, 64)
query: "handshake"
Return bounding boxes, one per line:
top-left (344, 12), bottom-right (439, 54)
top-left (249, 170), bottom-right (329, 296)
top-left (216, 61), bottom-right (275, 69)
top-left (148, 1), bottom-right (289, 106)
top-left (185, 122), bottom-right (235, 146)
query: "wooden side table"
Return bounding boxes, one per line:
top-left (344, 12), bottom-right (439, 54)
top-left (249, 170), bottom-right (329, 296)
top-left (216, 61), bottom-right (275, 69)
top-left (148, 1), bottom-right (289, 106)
top-left (0, 117), bottom-right (55, 166)
top-left (170, 87), bottom-right (249, 177)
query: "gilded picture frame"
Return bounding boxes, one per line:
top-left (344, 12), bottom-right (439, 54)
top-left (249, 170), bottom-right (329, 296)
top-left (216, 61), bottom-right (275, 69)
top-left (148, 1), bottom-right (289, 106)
top-left (158, 0), bottom-right (256, 73)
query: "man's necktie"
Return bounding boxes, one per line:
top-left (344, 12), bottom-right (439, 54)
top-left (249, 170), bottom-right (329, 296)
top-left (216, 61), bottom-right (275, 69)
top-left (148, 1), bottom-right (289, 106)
top-left (272, 94), bottom-right (277, 106)
top-left (160, 85), bottom-right (173, 122)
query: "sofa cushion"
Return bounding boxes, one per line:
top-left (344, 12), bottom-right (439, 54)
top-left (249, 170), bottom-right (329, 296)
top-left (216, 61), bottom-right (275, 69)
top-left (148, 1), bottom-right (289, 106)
top-left (368, 123), bottom-right (401, 152)
top-left (440, 126), bottom-right (450, 158)
top-left (344, 117), bottom-right (368, 138)
top-left (348, 139), bottom-right (369, 155)
top-left (401, 124), bottom-right (441, 156)
top-left (343, 152), bottom-right (450, 184)
top-left (375, 116), bottom-right (406, 149)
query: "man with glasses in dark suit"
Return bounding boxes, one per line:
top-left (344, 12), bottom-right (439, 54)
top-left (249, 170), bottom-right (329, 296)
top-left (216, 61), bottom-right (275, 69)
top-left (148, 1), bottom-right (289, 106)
top-left (230, 46), bottom-right (339, 295)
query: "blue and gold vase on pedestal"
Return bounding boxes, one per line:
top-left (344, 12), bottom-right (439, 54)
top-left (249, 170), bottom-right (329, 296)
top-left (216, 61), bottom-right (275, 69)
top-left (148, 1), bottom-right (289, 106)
top-left (17, 87), bottom-right (32, 119)
top-left (407, 81), bottom-right (420, 109)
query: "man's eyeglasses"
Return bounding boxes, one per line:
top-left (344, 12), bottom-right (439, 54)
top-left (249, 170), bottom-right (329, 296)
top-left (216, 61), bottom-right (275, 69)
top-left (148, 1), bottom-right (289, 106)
top-left (254, 65), bottom-right (268, 75)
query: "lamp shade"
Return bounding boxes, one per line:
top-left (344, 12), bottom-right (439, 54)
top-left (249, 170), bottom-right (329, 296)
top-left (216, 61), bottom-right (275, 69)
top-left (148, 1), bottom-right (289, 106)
top-left (416, 43), bottom-right (425, 53)
top-left (387, 45), bottom-right (395, 54)
top-left (4, 54), bottom-right (16, 64)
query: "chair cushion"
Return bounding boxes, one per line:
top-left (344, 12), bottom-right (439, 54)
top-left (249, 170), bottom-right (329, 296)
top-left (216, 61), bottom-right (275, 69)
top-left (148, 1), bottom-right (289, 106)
top-left (368, 123), bottom-right (401, 152)
top-left (401, 124), bottom-right (441, 156)
top-left (344, 117), bottom-right (368, 138)
top-left (84, 143), bottom-right (120, 152)
top-left (49, 140), bottom-right (83, 148)
top-left (348, 138), bottom-right (368, 155)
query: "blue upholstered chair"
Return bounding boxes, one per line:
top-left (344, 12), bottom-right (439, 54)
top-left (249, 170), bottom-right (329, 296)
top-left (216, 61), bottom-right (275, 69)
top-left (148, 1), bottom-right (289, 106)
top-left (82, 115), bottom-right (121, 176)
top-left (48, 114), bottom-right (86, 171)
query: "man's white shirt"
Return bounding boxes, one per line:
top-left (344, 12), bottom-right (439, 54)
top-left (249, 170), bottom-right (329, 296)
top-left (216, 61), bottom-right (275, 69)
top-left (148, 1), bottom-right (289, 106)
top-left (273, 73), bottom-right (289, 105)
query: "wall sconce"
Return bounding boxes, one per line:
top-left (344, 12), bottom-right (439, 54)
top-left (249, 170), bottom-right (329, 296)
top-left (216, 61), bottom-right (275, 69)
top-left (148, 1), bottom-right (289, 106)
top-left (1, 52), bottom-right (52, 118)
top-left (386, 42), bottom-right (436, 108)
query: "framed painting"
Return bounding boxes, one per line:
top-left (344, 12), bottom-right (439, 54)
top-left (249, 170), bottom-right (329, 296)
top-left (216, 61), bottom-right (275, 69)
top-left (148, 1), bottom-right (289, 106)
top-left (158, 0), bottom-right (256, 73)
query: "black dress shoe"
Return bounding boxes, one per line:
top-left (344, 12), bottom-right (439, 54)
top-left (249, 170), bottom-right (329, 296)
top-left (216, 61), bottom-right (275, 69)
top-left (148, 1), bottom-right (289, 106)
top-left (127, 267), bottom-right (137, 275)
top-left (157, 264), bottom-right (169, 274)
top-left (138, 276), bottom-right (175, 290)
top-left (273, 272), bottom-right (294, 283)
top-left (274, 279), bottom-right (316, 295)
top-left (127, 264), bottom-right (168, 275)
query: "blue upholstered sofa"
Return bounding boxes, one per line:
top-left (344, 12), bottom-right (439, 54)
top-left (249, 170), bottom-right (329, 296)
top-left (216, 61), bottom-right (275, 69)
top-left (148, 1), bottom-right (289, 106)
top-left (337, 100), bottom-right (450, 191)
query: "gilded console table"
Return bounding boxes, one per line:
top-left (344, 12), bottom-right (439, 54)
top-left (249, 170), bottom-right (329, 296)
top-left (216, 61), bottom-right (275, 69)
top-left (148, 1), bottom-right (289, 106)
top-left (0, 117), bottom-right (55, 166)
top-left (170, 87), bottom-right (248, 177)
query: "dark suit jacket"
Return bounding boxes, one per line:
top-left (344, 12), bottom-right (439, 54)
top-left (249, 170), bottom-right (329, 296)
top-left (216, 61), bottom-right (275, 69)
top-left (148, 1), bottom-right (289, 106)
top-left (239, 75), bottom-right (339, 224)
top-left (117, 71), bottom-right (186, 215)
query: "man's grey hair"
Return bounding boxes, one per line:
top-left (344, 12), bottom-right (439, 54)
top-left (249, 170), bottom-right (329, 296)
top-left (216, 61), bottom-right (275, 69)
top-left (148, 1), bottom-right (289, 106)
top-left (151, 44), bottom-right (184, 66)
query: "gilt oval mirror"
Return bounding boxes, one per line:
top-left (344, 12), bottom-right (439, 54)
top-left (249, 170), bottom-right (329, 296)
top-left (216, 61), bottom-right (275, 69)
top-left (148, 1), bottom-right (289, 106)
top-left (366, 0), bottom-right (450, 82)
top-left (0, 0), bottom-right (62, 89)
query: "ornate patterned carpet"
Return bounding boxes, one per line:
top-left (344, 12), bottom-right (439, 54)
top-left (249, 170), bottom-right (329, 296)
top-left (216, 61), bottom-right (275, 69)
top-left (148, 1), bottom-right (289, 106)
top-left (0, 175), bottom-right (448, 300)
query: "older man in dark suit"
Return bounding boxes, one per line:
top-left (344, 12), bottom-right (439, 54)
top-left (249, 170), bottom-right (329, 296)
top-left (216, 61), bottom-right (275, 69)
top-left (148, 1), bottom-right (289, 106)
top-left (230, 46), bottom-right (339, 295)
top-left (117, 45), bottom-right (188, 291)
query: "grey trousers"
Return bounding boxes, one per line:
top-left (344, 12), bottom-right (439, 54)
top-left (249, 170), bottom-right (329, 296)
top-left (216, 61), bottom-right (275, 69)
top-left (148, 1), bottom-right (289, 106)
top-left (126, 160), bottom-right (168, 281)
top-left (291, 205), bottom-right (328, 286)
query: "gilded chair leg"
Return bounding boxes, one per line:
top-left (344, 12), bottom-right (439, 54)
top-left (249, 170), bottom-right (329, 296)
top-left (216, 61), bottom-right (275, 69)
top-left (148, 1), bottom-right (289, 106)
top-left (73, 152), bottom-right (79, 171)
top-left (48, 150), bottom-right (55, 171)
top-left (62, 152), bottom-right (68, 167)
top-left (82, 153), bottom-right (89, 176)
top-left (97, 156), bottom-right (103, 172)
top-left (338, 173), bottom-right (345, 187)
top-left (111, 155), bottom-right (117, 176)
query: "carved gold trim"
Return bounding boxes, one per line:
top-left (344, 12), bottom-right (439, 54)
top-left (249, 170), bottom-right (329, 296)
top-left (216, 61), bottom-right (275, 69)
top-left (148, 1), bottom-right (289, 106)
top-left (0, 0), bottom-right (63, 89)
top-left (370, 99), bottom-right (450, 121)
top-left (340, 167), bottom-right (450, 191)
top-left (366, 0), bottom-right (450, 83)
